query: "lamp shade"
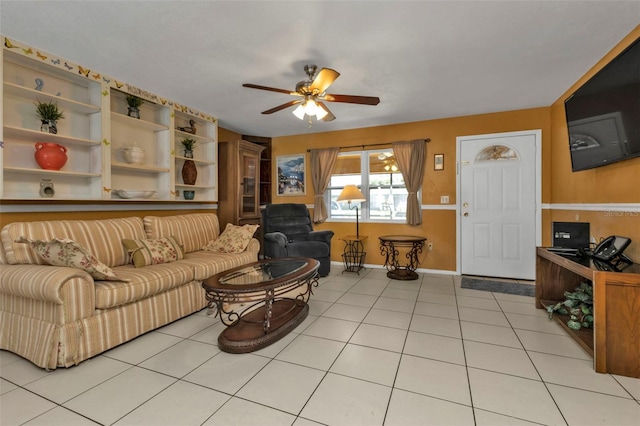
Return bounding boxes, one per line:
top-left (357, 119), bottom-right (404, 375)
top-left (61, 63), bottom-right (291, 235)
top-left (337, 185), bottom-right (366, 203)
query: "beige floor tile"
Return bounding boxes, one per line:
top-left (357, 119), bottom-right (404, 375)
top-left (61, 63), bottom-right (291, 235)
top-left (468, 368), bottom-right (565, 425)
top-left (395, 354), bottom-right (471, 405)
top-left (385, 388), bottom-right (474, 426)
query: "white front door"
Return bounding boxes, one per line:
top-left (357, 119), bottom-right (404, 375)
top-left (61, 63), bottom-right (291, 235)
top-left (458, 130), bottom-right (540, 280)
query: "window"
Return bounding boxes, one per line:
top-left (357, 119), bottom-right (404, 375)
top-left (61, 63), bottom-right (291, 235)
top-left (326, 149), bottom-right (410, 221)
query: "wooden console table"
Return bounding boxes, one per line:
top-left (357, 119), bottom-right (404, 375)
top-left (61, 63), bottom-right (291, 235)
top-left (536, 247), bottom-right (640, 378)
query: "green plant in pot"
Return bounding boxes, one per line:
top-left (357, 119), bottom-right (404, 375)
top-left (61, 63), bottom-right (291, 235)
top-left (546, 281), bottom-right (594, 330)
top-left (35, 99), bottom-right (65, 134)
top-left (180, 137), bottom-right (196, 158)
top-left (125, 95), bottom-right (144, 119)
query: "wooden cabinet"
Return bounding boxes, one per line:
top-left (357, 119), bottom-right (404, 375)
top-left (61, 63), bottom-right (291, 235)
top-left (1, 37), bottom-right (218, 202)
top-left (217, 140), bottom-right (265, 230)
top-left (535, 248), bottom-right (640, 378)
top-left (241, 135), bottom-right (272, 206)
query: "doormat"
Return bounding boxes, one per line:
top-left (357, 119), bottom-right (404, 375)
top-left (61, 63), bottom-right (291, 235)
top-left (461, 276), bottom-right (535, 297)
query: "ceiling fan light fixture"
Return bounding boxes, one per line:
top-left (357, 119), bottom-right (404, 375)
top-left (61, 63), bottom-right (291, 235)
top-left (315, 105), bottom-right (328, 120)
top-left (292, 99), bottom-right (327, 120)
top-left (292, 103), bottom-right (306, 120)
top-left (304, 100), bottom-right (319, 116)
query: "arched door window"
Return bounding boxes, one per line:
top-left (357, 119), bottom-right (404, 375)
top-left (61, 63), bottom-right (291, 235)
top-left (476, 145), bottom-right (519, 161)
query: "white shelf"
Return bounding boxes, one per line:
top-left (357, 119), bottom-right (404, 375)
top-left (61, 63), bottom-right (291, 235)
top-left (5, 166), bottom-right (101, 178)
top-left (175, 183), bottom-right (216, 190)
top-left (174, 155), bottom-right (215, 165)
top-left (175, 129), bottom-right (215, 143)
top-left (3, 82), bottom-right (101, 114)
top-left (4, 125), bottom-right (100, 146)
top-left (111, 162), bottom-right (170, 173)
top-left (2, 39), bottom-right (217, 203)
top-left (111, 112), bottom-right (169, 132)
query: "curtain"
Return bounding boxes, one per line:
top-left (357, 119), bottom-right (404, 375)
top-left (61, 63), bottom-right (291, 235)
top-left (310, 148), bottom-right (340, 223)
top-left (392, 140), bottom-right (426, 225)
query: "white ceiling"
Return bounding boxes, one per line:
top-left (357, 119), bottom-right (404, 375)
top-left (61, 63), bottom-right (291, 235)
top-left (1, 1), bottom-right (638, 138)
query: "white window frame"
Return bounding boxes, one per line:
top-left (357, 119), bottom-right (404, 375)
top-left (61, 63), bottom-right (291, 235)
top-left (325, 149), bottom-right (414, 222)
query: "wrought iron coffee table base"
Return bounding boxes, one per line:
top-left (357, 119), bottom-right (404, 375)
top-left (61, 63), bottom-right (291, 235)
top-left (219, 300), bottom-right (308, 354)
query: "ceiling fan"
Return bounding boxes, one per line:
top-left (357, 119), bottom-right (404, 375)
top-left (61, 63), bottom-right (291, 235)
top-left (242, 64), bottom-right (380, 123)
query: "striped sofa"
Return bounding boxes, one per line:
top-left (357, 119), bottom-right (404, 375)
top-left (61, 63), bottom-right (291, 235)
top-left (0, 213), bottom-right (259, 370)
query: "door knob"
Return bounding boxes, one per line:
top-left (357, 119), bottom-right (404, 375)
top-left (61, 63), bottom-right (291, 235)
top-left (463, 212), bottom-right (469, 217)
top-left (463, 202), bottom-right (469, 208)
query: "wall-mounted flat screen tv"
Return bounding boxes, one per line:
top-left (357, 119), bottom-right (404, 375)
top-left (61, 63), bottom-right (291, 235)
top-left (565, 37), bottom-right (640, 172)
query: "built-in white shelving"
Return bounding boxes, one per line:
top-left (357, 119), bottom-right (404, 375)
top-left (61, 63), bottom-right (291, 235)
top-left (1, 36), bottom-right (218, 202)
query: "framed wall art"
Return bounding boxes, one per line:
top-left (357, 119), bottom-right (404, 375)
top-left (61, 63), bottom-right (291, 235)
top-left (434, 154), bottom-right (444, 171)
top-left (277, 154), bottom-right (306, 195)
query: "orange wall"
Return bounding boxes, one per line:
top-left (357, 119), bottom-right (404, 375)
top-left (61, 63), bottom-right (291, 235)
top-left (547, 26), bottom-right (640, 261)
top-left (272, 108), bottom-right (550, 270)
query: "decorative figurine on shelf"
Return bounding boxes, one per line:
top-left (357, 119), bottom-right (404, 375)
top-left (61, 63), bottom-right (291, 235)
top-left (121, 142), bottom-right (145, 165)
top-left (177, 119), bottom-right (197, 135)
top-left (39, 179), bottom-right (55, 197)
top-left (34, 99), bottom-right (64, 134)
top-left (180, 137), bottom-right (197, 185)
top-left (125, 95), bottom-right (144, 119)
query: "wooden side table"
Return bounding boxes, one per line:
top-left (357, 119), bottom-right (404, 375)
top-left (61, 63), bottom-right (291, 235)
top-left (379, 235), bottom-right (426, 280)
top-left (341, 235), bottom-right (367, 274)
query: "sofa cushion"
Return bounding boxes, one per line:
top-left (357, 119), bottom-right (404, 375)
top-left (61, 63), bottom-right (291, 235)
top-left (144, 214), bottom-right (220, 254)
top-left (181, 249), bottom-right (259, 281)
top-left (97, 261), bottom-right (195, 309)
top-left (122, 237), bottom-right (184, 268)
top-left (1, 217), bottom-right (145, 267)
top-left (14, 237), bottom-right (126, 282)
top-left (202, 223), bottom-right (259, 254)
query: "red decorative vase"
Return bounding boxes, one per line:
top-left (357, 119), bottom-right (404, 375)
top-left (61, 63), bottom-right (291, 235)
top-left (34, 143), bottom-right (67, 170)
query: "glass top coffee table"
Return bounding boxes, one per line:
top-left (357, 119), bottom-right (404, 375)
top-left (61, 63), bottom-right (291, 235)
top-left (202, 257), bottom-right (319, 353)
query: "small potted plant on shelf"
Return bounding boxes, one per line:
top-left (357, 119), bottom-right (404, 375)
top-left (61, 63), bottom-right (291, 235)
top-left (35, 99), bottom-right (65, 134)
top-left (180, 137), bottom-right (196, 158)
top-left (125, 95), bottom-right (144, 119)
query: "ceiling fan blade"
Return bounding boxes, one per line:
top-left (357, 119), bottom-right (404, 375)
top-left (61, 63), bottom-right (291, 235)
top-left (243, 83), bottom-right (298, 96)
top-left (317, 102), bottom-right (336, 122)
top-left (261, 100), bottom-right (301, 114)
top-left (323, 93), bottom-right (380, 105)
top-left (310, 68), bottom-right (340, 93)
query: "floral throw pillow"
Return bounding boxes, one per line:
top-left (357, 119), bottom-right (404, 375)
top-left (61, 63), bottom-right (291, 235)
top-left (15, 237), bottom-right (127, 282)
top-left (202, 223), bottom-right (258, 253)
top-left (122, 236), bottom-right (184, 268)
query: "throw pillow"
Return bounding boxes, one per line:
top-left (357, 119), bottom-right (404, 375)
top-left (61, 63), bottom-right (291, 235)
top-left (202, 223), bottom-right (258, 253)
top-left (122, 236), bottom-right (184, 268)
top-left (15, 237), bottom-right (127, 281)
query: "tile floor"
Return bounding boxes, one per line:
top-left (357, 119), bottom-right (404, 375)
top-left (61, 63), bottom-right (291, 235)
top-left (1, 268), bottom-right (639, 425)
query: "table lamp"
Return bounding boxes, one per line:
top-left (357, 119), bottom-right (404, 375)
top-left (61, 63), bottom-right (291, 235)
top-left (337, 185), bottom-right (366, 237)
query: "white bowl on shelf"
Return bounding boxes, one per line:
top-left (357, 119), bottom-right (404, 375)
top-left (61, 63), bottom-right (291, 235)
top-left (114, 189), bottom-right (156, 199)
